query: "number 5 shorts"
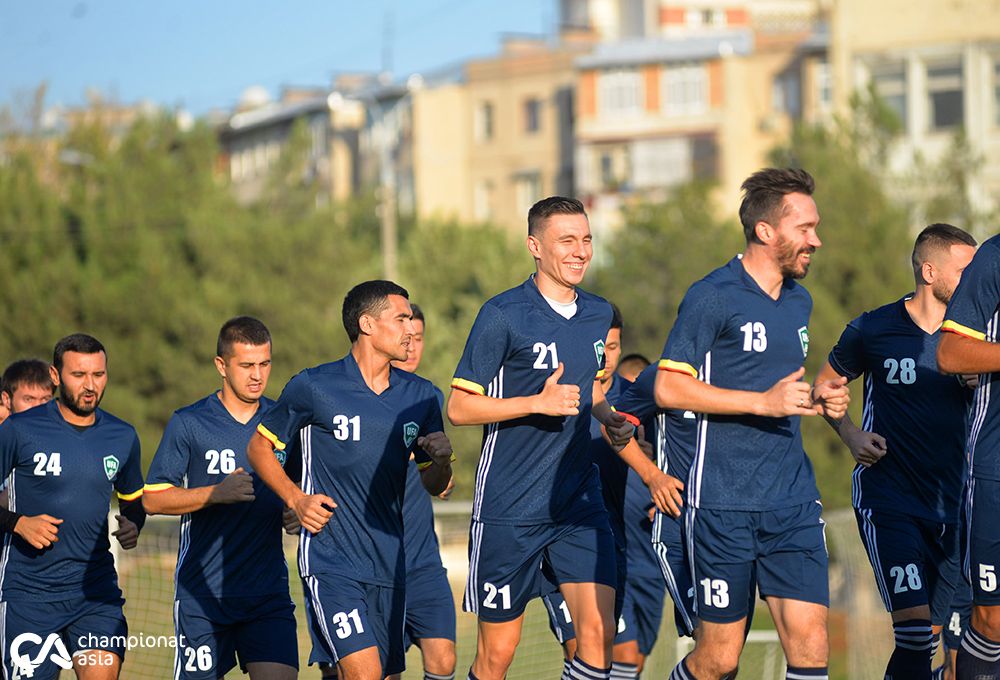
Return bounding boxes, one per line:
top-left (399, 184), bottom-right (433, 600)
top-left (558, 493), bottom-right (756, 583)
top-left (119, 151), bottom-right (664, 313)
top-left (464, 511), bottom-right (617, 623)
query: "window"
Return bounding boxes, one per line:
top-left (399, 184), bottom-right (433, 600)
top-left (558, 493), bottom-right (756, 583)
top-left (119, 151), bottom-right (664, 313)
top-left (815, 59), bottom-right (833, 114)
top-left (662, 64), bottom-right (708, 117)
top-left (871, 63), bottom-right (907, 129)
top-left (475, 102), bottom-right (494, 142)
top-left (597, 146), bottom-right (630, 191)
top-left (598, 69), bottom-right (643, 117)
top-left (514, 172), bottom-right (542, 218)
top-left (772, 71), bottom-right (801, 118)
top-left (926, 60), bottom-right (964, 131)
top-left (474, 180), bottom-right (494, 221)
top-left (524, 98), bottom-right (542, 134)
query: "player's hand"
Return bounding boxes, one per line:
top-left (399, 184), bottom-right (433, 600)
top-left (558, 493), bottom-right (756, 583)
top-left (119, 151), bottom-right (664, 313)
top-left (209, 467), bottom-right (255, 505)
top-left (112, 514), bottom-right (139, 550)
top-left (294, 493), bottom-right (337, 535)
top-left (959, 374), bottom-right (980, 389)
top-left (759, 367), bottom-right (816, 417)
top-left (14, 514), bottom-right (62, 550)
top-left (811, 375), bottom-right (850, 420)
top-left (844, 428), bottom-right (887, 468)
top-left (282, 507), bottom-right (301, 535)
top-left (437, 476), bottom-right (455, 500)
top-left (534, 363), bottom-right (581, 417)
top-left (417, 432), bottom-right (454, 467)
top-left (604, 411), bottom-right (636, 450)
top-left (646, 470), bottom-right (684, 519)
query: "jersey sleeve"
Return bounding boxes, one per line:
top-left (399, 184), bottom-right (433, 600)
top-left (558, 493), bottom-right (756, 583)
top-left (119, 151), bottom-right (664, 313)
top-left (827, 315), bottom-right (866, 381)
top-left (451, 302), bottom-right (510, 395)
top-left (415, 385), bottom-right (447, 470)
top-left (0, 420), bottom-right (19, 480)
top-left (115, 433), bottom-right (145, 500)
top-left (660, 281), bottom-right (727, 377)
top-left (258, 371), bottom-right (314, 450)
top-left (943, 242), bottom-right (1000, 341)
top-left (615, 366), bottom-right (657, 422)
top-left (145, 413), bottom-right (192, 492)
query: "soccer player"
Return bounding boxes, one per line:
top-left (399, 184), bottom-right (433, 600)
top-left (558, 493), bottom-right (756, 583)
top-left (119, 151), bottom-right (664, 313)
top-left (248, 280), bottom-right (454, 680)
top-left (449, 196), bottom-right (636, 680)
top-left (655, 168), bottom-right (850, 680)
top-left (936, 233), bottom-right (1000, 679)
top-left (0, 333), bottom-right (145, 679)
top-left (814, 223), bottom-right (977, 679)
top-left (386, 303), bottom-right (457, 680)
top-left (142, 317), bottom-right (298, 680)
top-left (0, 358), bottom-right (55, 422)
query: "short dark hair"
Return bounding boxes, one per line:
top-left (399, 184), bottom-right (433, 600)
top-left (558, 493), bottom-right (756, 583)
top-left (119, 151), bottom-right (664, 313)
top-left (410, 303), bottom-right (425, 327)
top-left (217, 316), bottom-right (272, 358)
top-left (53, 334), bottom-right (106, 373)
top-left (912, 223), bottom-right (977, 274)
top-left (617, 353), bottom-right (650, 375)
top-left (342, 280), bottom-right (409, 343)
top-left (739, 168), bottom-right (816, 243)
top-left (1, 359), bottom-right (54, 398)
top-left (527, 196), bottom-right (587, 236)
top-left (609, 303), bottom-right (623, 331)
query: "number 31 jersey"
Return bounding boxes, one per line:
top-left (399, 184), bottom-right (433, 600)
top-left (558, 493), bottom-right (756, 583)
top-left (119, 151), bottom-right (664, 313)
top-left (145, 394), bottom-right (288, 600)
top-left (451, 277), bottom-right (612, 525)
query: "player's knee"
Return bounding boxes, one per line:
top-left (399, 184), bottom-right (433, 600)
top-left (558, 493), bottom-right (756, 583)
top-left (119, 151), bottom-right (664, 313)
top-left (973, 605), bottom-right (1000, 639)
top-left (478, 638), bottom-right (517, 673)
top-left (574, 615), bottom-right (615, 651)
top-left (424, 646), bottom-right (457, 675)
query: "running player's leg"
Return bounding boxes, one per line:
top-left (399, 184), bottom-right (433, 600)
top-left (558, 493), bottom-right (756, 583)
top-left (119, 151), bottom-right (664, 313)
top-left (173, 597), bottom-right (238, 680)
top-left (938, 582), bottom-right (972, 679)
top-left (548, 517), bottom-right (619, 676)
top-left (958, 479), bottom-right (1000, 679)
top-left (611, 590), bottom-right (641, 679)
top-left (65, 597), bottom-right (128, 680)
top-left (465, 521), bottom-right (549, 679)
top-left (392, 565), bottom-right (457, 680)
top-left (541, 587), bottom-right (578, 668)
top-left (235, 593), bottom-right (298, 680)
top-left (758, 502), bottom-right (830, 679)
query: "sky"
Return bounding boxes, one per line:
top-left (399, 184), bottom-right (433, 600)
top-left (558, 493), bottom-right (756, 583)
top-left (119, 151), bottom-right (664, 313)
top-left (1, 0), bottom-right (556, 115)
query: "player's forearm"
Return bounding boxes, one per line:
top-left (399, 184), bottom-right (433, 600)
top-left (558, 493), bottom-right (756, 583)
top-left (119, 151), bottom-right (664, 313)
top-left (447, 390), bottom-right (540, 426)
top-left (938, 332), bottom-right (1000, 374)
top-left (419, 463), bottom-right (452, 496)
top-left (655, 370), bottom-right (768, 416)
top-left (616, 438), bottom-right (661, 484)
top-left (825, 410), bottom-right (860, 443)
top-left (247, 432), bottom-right (304, 507)
top-left (142, 486), bottom-right (215, 515)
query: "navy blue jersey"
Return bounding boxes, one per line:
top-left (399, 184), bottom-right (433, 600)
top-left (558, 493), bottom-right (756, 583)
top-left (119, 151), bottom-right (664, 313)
top-left (829, 297), bottom-right (972, 524)
top-left (145, 394), bottom-right (290, 599)
top-left (403, 385), bottom-right (446, 572)
top-left (660, 256), bottom-right (818, 511)
top-left (258, 353), bottom-right (441, 587)
top-left (0, 400), bottom-right (143, 602)
top-left (591, 374), bottom-right (630, 546)
top-left (616, 364), bottom-right (698, 483)
top-left (452, 277), bottom-right (612, 525)
top-left (943, 236), bottom-right (1000, 482)
top-left (623, 469), bottom-right (660, 581)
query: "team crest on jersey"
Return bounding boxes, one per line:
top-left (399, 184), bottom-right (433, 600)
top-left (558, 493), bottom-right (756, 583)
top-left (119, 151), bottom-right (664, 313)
top-left (798, 326), bottom-right (810, 358)
top-left (594, 339), bottom-right (606, 366)
top-left (274, 448), bottom-right (288, 467)
top-left (103, 455), bottom-right (120, 481)
top-left (402, 421), bottom-right (419, 449)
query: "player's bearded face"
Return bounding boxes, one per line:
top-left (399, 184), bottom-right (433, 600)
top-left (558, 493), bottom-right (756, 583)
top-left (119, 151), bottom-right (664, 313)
top-left (57, 351), bottom-right (108, 417)
top-left (775, 233), bottom-right (816, 280)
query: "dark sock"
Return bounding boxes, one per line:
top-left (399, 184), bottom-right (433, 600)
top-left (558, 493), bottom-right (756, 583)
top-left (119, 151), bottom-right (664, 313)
top-left (957, 623), bottom-right (1000, 679)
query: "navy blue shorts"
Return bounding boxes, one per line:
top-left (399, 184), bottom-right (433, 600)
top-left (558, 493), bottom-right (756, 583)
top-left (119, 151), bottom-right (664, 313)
top-left (1, 596), bottom-right (127, 680)
top-left (465, 514), bottom-right (617, 623)
top-left (653, 510), bottom-right (697, 637)
top-left (943, 580), bottom-right (973, 651)
top-left (540, 590), bottom-right (632, 647)
top-left (302, 575), bottom-right (405, 675)
top-left (963, 477), bottom-right (1000, 607)
top-left (855, 507), bottom-right (960, 620)
top-left (687, 501), bottom-right (829, 623)
top-left (403, 566), bottom-right (456, 649)
top-left (173, 593), bottom-right (298, 678)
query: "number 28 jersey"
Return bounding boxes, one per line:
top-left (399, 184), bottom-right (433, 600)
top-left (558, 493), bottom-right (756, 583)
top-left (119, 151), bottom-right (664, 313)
top-left (452, 277), bottom-right (612, 525)
top-left (660, 256), bottom-right (818, 512)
